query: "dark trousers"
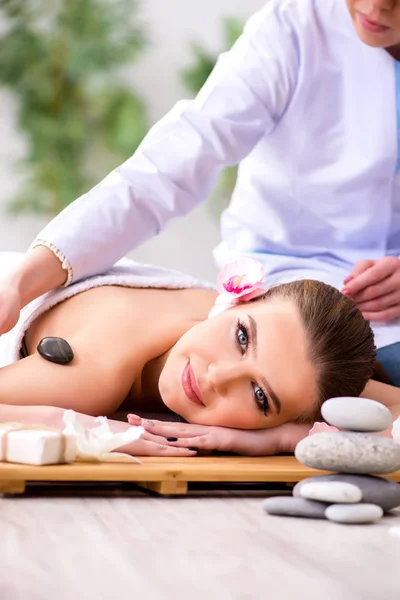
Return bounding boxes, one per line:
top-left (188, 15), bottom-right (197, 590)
top-left (376, 343), bottom-right (400, 388)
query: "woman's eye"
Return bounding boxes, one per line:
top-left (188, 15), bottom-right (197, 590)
top-left (253, 384), bottom-right (269, 415)
top-left (236, 322), bottom-right (249, 354)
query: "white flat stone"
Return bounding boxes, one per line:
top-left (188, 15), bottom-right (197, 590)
top-left (321, 397), bottom-right (392, 432)
top-left (295, 431), bottom-right (400, 474)
top-left (293, 474), bottom-right (400, 512)
top-left (325, 503), bottom-right (383, 524)
top-left (299, 481), bottom-right (362, 504)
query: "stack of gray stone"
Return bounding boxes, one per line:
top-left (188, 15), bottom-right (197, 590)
top-left (263, 397), bottom-right (400, 524)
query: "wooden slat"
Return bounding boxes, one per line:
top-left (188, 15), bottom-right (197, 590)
top-left (0, 456), bottom-right (399, 492)
top-left (0, 479), bottom-right (26, 494)
top-left (136, 480), bottom-right (188, 495)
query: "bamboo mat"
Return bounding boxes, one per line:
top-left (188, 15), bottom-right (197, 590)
top-left (0, 455), bottom-right (399, 495)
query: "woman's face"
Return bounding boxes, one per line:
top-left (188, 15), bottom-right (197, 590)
top-left (346, 1), bottom-right (400, 47)
top-left (159, 297), bottom-right (317, 429)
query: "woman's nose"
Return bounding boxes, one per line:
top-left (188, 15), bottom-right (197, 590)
top-left (207, 362), bottom-right (248, 392)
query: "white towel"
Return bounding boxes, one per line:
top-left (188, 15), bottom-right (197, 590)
top-left (0, 252), bottom-right (215, 367)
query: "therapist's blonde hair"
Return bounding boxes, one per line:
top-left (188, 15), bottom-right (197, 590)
top-left (252, 280), bottom-right (376, 423)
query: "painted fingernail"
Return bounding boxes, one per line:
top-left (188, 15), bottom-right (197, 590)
top-left (344, 275), bottom-right (354, 284)
top-left (188, 447), bottom-right (198, 452)
top-left (166, 437), bottom-right (178, 442)
top-left (341, 288), bottom-right (351, 296)
top-left (143, 419), bottom-right (154, 426)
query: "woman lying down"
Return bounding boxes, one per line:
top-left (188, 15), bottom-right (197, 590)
top-left (0, 253), bottom-right (395, 457)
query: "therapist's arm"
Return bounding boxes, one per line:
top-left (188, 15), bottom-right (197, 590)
top-left (2, 2), bottom-right (300, 323)
top-left (0, 246), bottom-right (68, 335)
top-left (11, 246), bottom-right (68, 304)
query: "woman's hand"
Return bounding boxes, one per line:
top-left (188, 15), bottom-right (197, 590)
top-left (0, 404), bottom-right (197, 458)
top-left (127, 415), bottom-right (310, 456)
top-left (118, 430), bottom-right (199, 457)
top-left (342, 257), bottom-right (400, 322)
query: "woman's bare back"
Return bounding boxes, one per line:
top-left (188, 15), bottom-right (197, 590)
top-left (17, 285), bottom-right (216, 415)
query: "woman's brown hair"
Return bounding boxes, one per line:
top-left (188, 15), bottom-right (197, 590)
top-left (254, 279), bottom-right (376, 423)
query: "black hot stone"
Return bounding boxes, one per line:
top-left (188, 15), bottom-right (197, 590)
top-left (37, 337), bottom-right (74, 365)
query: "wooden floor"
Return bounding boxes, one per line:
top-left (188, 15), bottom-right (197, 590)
top-left (0, 481), bottom-right (399, 600)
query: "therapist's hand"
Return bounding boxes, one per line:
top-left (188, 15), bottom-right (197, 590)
top-left (342, 257), bottom-right (400, 322)
top-left (127, 414), bottom-right (310, 456)
top-left (0, 246), bottom-right (68, 336)
top-left (0, 283), bottom-right (22, 336)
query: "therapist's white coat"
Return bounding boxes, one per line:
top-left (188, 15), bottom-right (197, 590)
top-left (35, 0), bottom-right (400, 348)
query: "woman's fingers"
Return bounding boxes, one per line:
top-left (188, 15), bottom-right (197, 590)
top-left (125, 415), bottom-right (200, 453)
top-left (127, 414), bottom-right (175, 428)
top-left (139, 440), bottom-right (198, 457)
top-left (128, 415), bottom-right (209, 438)
top-left (127, 414), bottom-right (160, 427)
top-left (127, 414), bottom-right (142, 424)
top-left (166, 434), bottom-right (214, 451)
top-left (126, 416), bottom-right (205, 454)
top-left (140, 430), bottom-right (177, 445)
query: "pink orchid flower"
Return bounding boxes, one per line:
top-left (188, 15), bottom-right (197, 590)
top-left (308, 422), bottom-right (339, 436)
top-left (209, 257), bottom-right (266, 318)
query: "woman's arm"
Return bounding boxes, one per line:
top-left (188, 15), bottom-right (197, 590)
top-left (127, 415), bottom-right (311, 456)
top-left (0, 404), bottom-right (135, 433)
top-left (0, 292), bottom-right (142, 415)
top-left (0, 351), bottom-right (130, 416)
top-left (0, 304), bottom-right (200, 459)
top-left (128, 380), bottom-right (400, 454)
top-left (0, 404), bottom-right (197, 457)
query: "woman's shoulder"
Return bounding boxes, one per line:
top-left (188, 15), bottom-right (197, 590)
top-left (103, 258), bottom-right (215, 292)
top-left (25, 284), bottom-right (215, 360)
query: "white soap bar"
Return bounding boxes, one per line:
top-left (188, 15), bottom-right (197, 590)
top-left (0, 427), bottom-right (76, 465)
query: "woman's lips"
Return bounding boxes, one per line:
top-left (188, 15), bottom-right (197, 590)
top-left (182, 361), bottom-right (204, 406)
top-left (357, 12), bottom-right (390, 34)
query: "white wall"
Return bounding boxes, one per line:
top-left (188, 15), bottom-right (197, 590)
top-left (0, 0), bottom-right (264, 282)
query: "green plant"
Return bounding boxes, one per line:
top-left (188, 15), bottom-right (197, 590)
top-left (181, 17), bottom-right (243, 220)
top-left (181, 18), bottom-right (243, 95)
top-left (0, 0), bottom-right (148, 215)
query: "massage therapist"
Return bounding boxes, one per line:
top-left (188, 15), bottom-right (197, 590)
top-left (2, 0), bottom-right (400, 380)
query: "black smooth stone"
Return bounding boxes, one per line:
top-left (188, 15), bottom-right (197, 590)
top-left (37, 337), bottom-right (74, 365)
